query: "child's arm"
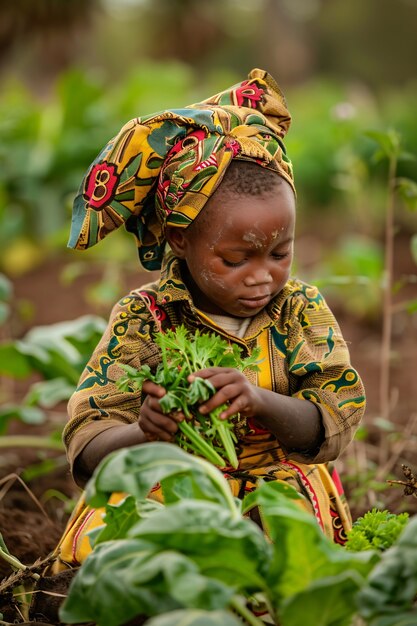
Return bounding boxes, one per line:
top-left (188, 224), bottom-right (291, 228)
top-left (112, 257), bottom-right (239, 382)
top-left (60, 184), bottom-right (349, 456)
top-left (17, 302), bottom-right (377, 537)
top-left (74, 379), bottom-right (183, 484)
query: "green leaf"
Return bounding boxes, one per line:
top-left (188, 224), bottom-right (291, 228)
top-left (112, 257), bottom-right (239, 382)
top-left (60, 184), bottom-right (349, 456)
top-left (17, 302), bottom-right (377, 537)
top-left (21, 456), bottom-right (65, 482)
top-left (15, 314), bottom-right (107, 383)
top-left (127, 499), bottom-right (270, 590)
top-left (369, 614), bottom-right (417, 626)
top-left (159, 391), bottom-right (183, 413)
top-left (24, 377), bottom-right (75, 408)
top-left (187, 377), bottom-right (214, 404)
top-left (406, 298), bottom-right (417, 314)
top-left (357, 516), bottom-right (417, 621)
top-left (243, 481), bottom-right (376, 609)
top-left (0, 273), bottom-right (12, 301)
top-left (365, 129), bottom-right (400, 161)
top-left (60, 539), bottom-right (234, 626)
top-left (411, 234), bottom-right (417, 267)
top-left (242, 480), bottom-right (303, 515)
top-left (85, 442), bottom-right (238, 514)
top-left (345, 509), bottom-right (409, 552)
top-left (145, 609), bottom-right (245, 626)
top-left (92, 496), bottom-right (163, 546)
top-left (0, 342), bottom-right (32, 378)
top-left (279, 570), bottom-right (364, 626)
top-left (396, 177), bottom-right (417, 211)
top-left (0, 301), bottom-right (9, 324)
top-left (0, 404), bottom-right (45, 434)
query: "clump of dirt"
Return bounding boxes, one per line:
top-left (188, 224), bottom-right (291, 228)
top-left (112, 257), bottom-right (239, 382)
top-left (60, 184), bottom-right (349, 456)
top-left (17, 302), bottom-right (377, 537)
top-left (31, 570), bottom-right (78, 625)
top-left (0, 507), bottom-right (62, 579)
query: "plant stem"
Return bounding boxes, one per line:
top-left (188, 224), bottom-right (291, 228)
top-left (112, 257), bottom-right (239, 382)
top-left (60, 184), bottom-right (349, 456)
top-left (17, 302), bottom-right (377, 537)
top-left (179, 420), bottom-right (226, 467)
top-left (0, 436), bottom-right (64, 451)
top-left (229, 595), bottom-right (265, 626)
top-left (213, 412), bottom-right (239, 469)
top-left (379, 152), bottom-right (397, 425)
top-left (0, 546), bottom-right (39, 580)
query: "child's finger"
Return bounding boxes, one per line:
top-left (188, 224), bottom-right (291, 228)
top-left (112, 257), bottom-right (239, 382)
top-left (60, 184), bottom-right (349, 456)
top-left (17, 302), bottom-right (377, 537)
top-left (199, 383), bottom-right (240, 413)
top-left (217, 399), bottom-right (245, 420)
top-left (142, 379), bottom-right (166, 398)
top-left (189, 367), bottom-right (232, 381)
top-left (170, 410), bottom-right (185, 423)
top-left (140, 413), bottom-right (178, 440)
top-left (192, 372), bottom-right (241, 396)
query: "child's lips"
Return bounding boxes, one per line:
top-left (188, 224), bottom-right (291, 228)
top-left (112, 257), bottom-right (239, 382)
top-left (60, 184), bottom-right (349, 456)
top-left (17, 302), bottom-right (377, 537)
top-left (238, 294), bottom-right (271, 309)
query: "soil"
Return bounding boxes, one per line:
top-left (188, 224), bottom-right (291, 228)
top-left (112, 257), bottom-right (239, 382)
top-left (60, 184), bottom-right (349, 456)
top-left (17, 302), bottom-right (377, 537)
top-left (1, 232), bottom-right (417, 624)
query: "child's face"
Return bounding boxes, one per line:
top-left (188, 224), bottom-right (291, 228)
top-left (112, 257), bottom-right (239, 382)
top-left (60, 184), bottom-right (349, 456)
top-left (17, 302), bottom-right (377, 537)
top-left (168, 180), bottom-right (296, 318)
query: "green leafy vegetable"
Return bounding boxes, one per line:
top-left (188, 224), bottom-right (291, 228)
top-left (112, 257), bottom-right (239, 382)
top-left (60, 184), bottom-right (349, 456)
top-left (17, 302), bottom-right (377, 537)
top-left (117, 326), bottom-right (260, 469)
top-left (62, 443), bottom-right (384, 626)
top-left (144, 609), bottom-right (246, 626)
top-left (60, 539), bottom-right (234, 626)
top-left (85, 442), bottom-right (239, 515)
top-left (345, 508), bottom-right (409, 552)
top-left (356, 516), bottom-right (417, 623)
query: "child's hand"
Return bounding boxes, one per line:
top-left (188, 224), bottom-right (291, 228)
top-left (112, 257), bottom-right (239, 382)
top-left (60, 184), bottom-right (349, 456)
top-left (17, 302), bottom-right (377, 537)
top-left (139, 379), bottom-right (183, 442)
top-left (190, 367), bottom-right (261, 420)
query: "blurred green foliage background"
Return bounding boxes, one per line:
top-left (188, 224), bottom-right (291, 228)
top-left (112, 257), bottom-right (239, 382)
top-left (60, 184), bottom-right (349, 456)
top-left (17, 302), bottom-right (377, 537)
top-left (1, 0), bottom-right (416, 285)
top-left (1, 0), bottom-right (417, 516)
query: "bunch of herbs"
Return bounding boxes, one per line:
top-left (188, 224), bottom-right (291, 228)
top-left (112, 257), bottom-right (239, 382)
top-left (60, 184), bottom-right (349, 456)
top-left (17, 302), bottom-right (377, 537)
top-left (117, 326), bottom-right (260, 469)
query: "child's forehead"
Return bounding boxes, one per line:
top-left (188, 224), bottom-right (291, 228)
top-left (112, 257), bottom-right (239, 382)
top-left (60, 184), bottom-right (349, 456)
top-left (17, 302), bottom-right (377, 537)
top-left (196, 188), bottom-right (295, 243)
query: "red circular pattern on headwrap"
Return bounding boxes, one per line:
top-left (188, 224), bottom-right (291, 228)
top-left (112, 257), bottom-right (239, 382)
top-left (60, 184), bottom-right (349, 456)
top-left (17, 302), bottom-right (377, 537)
top-left (84, 163), bottom-right (119, 211)
top-left (234, 80), bottom-right (265, 107)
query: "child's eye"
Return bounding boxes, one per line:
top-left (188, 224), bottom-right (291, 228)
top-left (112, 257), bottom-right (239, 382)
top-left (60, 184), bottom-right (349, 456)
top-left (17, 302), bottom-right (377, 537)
top-left (272, 251), bottom-right (289, 260)
top-left (222, 258), bottom-right (245, 267)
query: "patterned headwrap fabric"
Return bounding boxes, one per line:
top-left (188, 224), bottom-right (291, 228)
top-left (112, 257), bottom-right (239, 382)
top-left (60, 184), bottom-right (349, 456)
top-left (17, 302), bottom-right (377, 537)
top-left (68, 68), bottom-right (295, 270)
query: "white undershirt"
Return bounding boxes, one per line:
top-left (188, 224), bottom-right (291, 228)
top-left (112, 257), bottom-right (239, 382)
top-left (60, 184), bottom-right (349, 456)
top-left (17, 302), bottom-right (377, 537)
top-left (201, 311), bottom-right (251, 339)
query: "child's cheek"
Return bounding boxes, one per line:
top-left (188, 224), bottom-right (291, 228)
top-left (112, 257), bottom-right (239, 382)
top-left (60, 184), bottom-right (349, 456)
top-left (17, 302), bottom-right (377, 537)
top-left (201, 268), bottom-right (227, 291)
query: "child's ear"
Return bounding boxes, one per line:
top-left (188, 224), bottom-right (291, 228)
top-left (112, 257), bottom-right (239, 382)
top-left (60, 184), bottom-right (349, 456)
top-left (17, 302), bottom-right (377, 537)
top-left (165, 226), bottom-right (187, 259)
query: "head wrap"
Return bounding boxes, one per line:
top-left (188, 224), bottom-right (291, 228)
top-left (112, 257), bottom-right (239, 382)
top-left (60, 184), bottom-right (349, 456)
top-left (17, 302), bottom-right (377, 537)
top-left (68, 68), bottom-right (294, 270)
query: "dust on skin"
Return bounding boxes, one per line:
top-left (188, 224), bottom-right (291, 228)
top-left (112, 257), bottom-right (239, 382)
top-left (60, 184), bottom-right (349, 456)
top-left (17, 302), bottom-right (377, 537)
top-left (200, 267), bottom-right (226, 289)
top-left (242, 227), bottom-right (282, 249)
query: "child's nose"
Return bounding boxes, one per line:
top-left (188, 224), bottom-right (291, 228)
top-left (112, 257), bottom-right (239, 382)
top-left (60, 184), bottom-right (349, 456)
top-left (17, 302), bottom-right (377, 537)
top-left (244, 269), bottom-right (273, 286)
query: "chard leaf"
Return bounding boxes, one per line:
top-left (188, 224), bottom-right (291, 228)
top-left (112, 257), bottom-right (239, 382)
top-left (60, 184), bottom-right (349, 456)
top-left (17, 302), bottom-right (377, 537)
top-left (85, 442), bottom-right (238, 513)
top-left (244, 481), bottom-right (376, 608)
top-left (60, 539), bottom-right (233, 626)
top-left (91, 496), bottom-right (163, 546)
top-left (279, 570), bottom-right (365, 626)
top-left (127, 499), bottom-right (270, 590)
top-left (144, 609), bottom-right (245, 626)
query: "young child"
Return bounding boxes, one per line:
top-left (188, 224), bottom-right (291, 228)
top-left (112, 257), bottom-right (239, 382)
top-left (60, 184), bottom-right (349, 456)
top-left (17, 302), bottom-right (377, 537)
top-left (54, 68), bottom-right (365, 569)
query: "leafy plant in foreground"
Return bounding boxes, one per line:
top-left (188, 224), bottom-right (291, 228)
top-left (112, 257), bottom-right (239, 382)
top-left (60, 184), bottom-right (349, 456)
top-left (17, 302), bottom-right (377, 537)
top-left (59, 443), bottom-right (378, 626)
top-left (117, 326), bottom-right (260, 469)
